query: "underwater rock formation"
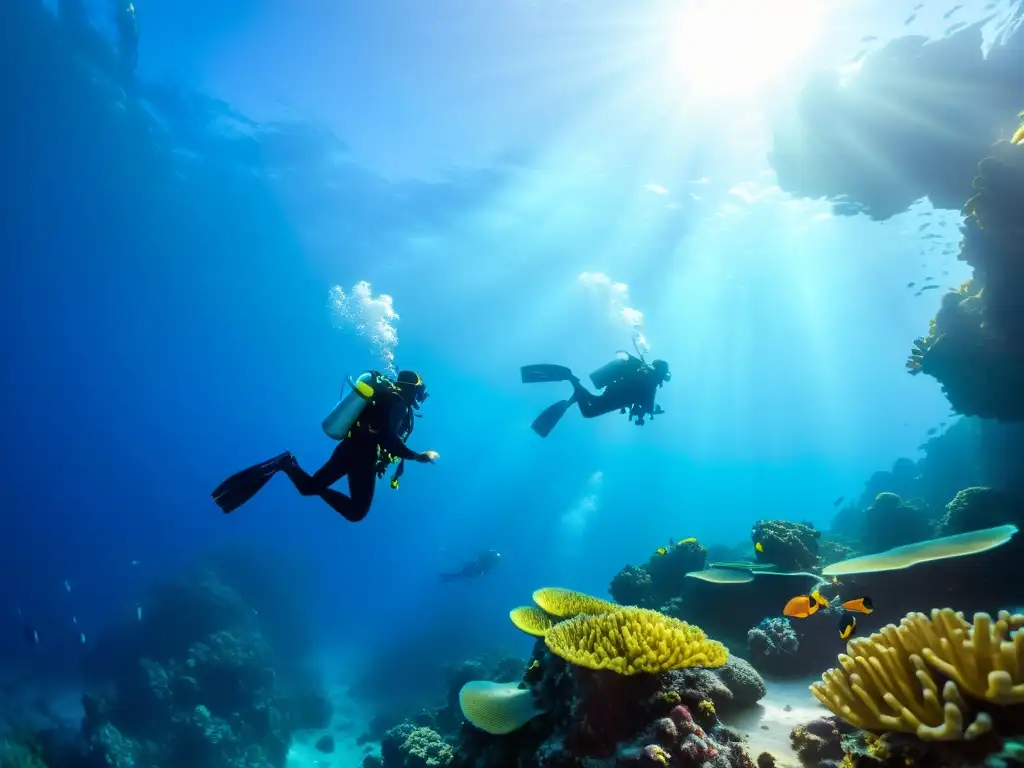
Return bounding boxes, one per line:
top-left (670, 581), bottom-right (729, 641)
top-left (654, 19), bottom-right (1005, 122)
top-left (75, 570), bottom-right (307, 768)
top-left (746, 618), bottom-right (799, 676)
top-left (751, 520), bottom-right (820, 571)
top-left (608, 539), bottom-right (707, 609)
top-left (907, 131), bottom-right (1024, 422)
top-left (769, 21), bottom-right (1024, 219)
top-left (936, 486), bottom-right (1021, 536)
top-left (859, 492), bottom-right (934, 553)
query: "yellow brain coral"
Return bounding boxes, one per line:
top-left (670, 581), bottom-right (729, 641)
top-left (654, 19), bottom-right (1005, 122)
top-left (811, 608), bottom-right (1024, 740)
top-left (532, 587), bottom-right (619, 618)
top-left (509, 606), bottom-right (554, 637)
top-left (544, 607), bottom-right (728, 675)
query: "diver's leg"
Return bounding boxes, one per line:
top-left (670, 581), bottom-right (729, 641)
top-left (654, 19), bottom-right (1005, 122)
top-left (573, 387), bottom-right (622, 418)
top-left (281, 441), bottom-right (352, 495)
top-left (283, 442), bottom-right (376, 522)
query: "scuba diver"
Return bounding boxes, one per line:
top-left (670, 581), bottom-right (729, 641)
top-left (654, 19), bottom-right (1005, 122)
top-left (212, 370), bottom-right (439, 522)
top-left (520, 345), bottom-right (671, 437)
top-left (440, 550), bottom-right (501, 583)
top-left (113, 1), bottom-right (139, 77)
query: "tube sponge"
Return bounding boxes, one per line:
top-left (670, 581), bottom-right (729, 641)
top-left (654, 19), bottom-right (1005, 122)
top-left (532, 587), bottom-right (619, 617)
top-left (509, 606), bottom-right (554, 637)
top-left (458, 680), bottom-right (545, 735)
top-left (544, 607), bottom-right (728, 675)
top-left (810, 609), bottom-right (1024, 740)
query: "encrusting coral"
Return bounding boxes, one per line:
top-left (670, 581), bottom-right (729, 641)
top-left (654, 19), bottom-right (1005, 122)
top-left (810, 608), bottom-right (1024, 740)
top-left (532, 587), bottom-right (619, 618)
top-left (508, 606), bottom-right (554, 637)
top-left (543, 607), bottom-right (728, 675)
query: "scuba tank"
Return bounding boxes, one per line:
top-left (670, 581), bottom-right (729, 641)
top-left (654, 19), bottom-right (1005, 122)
top-left (589, 335), bottom-right (652, 389)
top-left (322, 372), bottom-right (377, 440)
top-left (589, 351), bottom-right (642, 389)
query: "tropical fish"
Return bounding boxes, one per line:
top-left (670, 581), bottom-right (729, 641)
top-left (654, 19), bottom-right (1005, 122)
top-left (833, 496), bottom-right (844, 507)
top-left (655, 547), bottom-right (668, 556)
top-left (838, 611), bottom-right (857, 640)
top-left (783, 589), bottom-right (829, 619)
top-left (755, 542), bottom-right (764, 553)
top-left (842, 596), bottom-right (874, 614)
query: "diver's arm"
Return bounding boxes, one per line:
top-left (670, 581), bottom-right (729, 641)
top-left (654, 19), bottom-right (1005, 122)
top-left (377, 401), bottom-right (427, 461)
top-left (637, 381), bottom-right (658, 416)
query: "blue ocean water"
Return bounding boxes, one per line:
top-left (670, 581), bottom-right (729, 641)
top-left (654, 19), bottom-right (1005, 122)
top-left (2, 0), bottom-right (1024, 764)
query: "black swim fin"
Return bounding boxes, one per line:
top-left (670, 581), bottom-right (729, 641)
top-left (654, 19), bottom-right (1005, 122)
top-left (521, 364), bottom-right (575, 384)
top-left (531, 399), bottom-right (575, 438)
top-left (212, 452), bottom-right (291, 514)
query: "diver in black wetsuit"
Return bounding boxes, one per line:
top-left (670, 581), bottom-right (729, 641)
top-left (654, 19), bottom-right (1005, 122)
top-left (440, 550), bottom-right (501, 583)
top-left (212, 370), bottom-right (439, 521)
top-left (520, 353), bottom-right (671, 437)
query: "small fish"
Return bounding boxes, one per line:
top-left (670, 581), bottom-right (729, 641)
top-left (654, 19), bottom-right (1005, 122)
top-left (842, 596), bottom-right (874, 615)
top-left (79, 632), bottom-right (86, 644)
top-left (72, 616), bottom-right (78, 625)
top-left (64, 580), bottom-right (72, 593)
top-left (906, 281), bottom-right (916, 288)
top-left (655, 547), bottom-right (668, 556)
top-left (755, 542), bottom-right (764, 553)
top-left (136, 604), bottom-right (143, 622)
top-left (904, 13), bottom-right (917, 25)
top-left (22, 626), bottom-right (39, 646)
top-left (943, 4), bottom-right (962, 18)
top-left (838, 611), bottom-right (857, 640)
top-left (927, 427), bottom-right (937, 435)
top-left (917, 223), bottom-right (929, 231)
top-left (831, 576), bottom-right (840, 586)
top-left (131, 560), bottom-right (141, 567)
top-left (783, 589), bottom-right (829, 619)
top-left (833, 496), bottom-right (844, 507)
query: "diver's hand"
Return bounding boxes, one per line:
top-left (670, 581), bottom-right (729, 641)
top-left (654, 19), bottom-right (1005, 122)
top-left (419, 450), bottom-right (440, 463)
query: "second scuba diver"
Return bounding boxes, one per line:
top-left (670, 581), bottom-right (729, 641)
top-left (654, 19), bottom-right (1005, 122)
top-left (212, 370), bottom-right (439, 521)
top-left (520, 351), bottom-right (671, 437)
top-left (439, 550), bottom-right (502, 582)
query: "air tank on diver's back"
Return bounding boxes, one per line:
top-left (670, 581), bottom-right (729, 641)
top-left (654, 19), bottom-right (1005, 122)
top-left (322, 372), bottom-right (376, 440)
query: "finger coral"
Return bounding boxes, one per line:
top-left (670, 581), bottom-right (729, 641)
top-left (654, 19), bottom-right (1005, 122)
top-left (810, 608), bottom-right (1024, 740)
top-left (532, 587), bottom-right (619, 618)
top-left (508, 606), bottom-right (553, 637)
top-left (544, 607), bottom-right (727, 675)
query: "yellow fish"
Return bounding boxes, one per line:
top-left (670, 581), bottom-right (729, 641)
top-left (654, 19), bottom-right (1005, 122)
top-left (654, 547), bottom-right (668, 556)
top-left (755, 541), bottom-right (764, 553)
top-left (838, 611), bottom-right (857, 640)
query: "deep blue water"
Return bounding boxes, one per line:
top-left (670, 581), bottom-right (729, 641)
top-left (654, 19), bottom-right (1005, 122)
top-left (0, 0), bottom-right (1017, 713)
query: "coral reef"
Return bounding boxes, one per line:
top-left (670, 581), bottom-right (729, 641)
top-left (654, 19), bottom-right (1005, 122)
top-left (907, 133), bottom-right (1024, 422)
top-left (937, 486), bottom-right (1021, 536)
top-left (608, 539), bottom-right (708, 610)
top-left (811, 607), bottom-right (1024, 761)
top-left (751, 520), bottom-right (820, 571)
top-left (746, 618), bottom-right (799, 676)
top-left (859, 492), bottom-right (933, 553)
top-left (543, 608), bottom-right (727, 675)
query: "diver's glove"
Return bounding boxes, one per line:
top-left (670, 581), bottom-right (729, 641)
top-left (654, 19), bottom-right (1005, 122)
top-left (415, 450), bottom-right (440, 463)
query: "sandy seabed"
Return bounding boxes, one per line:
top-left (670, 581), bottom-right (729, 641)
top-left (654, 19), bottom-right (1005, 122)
top-left (723, 676), bottom-right (826, 767)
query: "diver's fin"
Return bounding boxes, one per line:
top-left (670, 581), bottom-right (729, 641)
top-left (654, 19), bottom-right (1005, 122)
top-left (520, 364), bottom-right (575, 384)
top-left (531, 399), bottom-right (574, 438)
top-left (212, 452), bottom-right (291, 514)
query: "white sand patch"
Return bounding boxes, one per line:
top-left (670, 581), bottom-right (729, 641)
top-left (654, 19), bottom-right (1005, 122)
top-left (721, 677), bottom-right (826, 767)
top-left (287, 672), bottom-right (378, 768)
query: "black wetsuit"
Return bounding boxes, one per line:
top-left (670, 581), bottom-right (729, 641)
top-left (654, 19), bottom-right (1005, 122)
top-left (440, 550), bottom-right (501, 582)
top-left (281, 389), bottom-right (427, 522)
top-left (571, 367), bottom-right (662, 423)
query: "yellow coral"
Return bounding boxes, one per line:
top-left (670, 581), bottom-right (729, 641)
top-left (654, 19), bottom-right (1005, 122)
top-left (543, 607), bottom-right (727, 675)
top-left (509, 606), bottom-right (554, 637)
top-left (532, 587), bottom-right (619, 618)
top-left (810, 608), bottom-right (1022, 740)
top-left (698, 699), bottom-right (716, 716)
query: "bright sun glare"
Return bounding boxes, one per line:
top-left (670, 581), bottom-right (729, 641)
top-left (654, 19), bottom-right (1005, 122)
top-left (667, 0), bottom-right (825, 100)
